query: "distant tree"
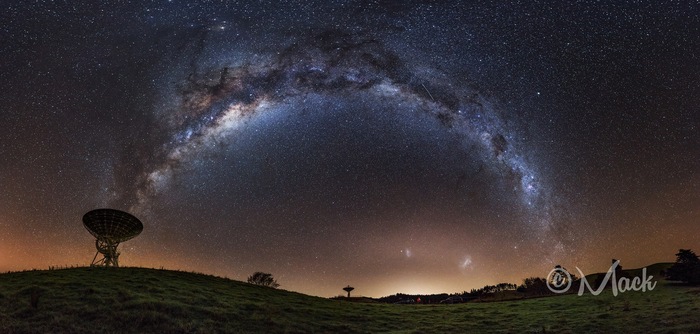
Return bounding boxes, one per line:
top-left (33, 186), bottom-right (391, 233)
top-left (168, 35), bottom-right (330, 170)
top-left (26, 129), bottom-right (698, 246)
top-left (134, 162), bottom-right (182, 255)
top-left (495, 282), bottom-right (517, 292)
top-left (666, 249), bottom-right (700, 284)
top-left (520, 277), bottom-right (548, 295)
top-left (247, 272), bottom-right (280, 288)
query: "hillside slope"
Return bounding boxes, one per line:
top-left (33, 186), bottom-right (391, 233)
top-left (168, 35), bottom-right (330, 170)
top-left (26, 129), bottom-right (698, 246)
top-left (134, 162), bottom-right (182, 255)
top-left (1, 266), bottom-right (699, 333)
top-left (583, 262), bottom-right (674, 284)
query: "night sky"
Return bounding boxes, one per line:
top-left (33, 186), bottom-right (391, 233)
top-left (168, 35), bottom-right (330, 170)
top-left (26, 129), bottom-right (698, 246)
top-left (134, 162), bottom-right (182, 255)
top-left (1, 1), bottom-right (698, 298)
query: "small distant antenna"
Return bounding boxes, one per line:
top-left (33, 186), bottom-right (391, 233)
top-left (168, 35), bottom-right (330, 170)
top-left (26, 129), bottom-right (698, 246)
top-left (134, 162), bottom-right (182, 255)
top-left (343, 285), bottom-right (354, 298)
top-left (82, 209), bottom-right (143, 267)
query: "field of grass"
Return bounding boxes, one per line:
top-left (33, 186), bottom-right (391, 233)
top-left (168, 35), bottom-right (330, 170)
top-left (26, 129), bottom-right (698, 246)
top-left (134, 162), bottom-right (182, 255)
top-left (1, 266), bottom-right (699, 333)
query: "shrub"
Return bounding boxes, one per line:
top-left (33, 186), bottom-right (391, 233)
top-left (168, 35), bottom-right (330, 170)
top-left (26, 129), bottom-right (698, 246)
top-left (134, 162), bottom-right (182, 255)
top-left (666, 249), bottom-right (700, 284)
top-left (247, 272), bottom-right (279, 288)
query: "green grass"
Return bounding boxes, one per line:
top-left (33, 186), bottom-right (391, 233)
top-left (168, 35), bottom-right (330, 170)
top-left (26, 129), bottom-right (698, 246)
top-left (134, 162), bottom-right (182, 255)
top-left (1, 267), bottom-right (699, 333)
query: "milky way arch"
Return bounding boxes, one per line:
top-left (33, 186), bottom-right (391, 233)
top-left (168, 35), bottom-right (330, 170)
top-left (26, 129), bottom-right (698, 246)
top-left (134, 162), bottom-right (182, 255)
top-left (129, 30), bottom-right (551, 236)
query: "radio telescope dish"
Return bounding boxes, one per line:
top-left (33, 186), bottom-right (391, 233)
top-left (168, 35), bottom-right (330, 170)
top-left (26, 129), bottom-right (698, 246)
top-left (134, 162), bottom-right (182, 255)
top-left (83, 208), bottom-right (143, 267)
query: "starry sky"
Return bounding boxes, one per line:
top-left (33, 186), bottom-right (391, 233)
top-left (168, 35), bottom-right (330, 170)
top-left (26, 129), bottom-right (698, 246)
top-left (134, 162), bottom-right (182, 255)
top-left (1, 1), bottom-right (698, 297)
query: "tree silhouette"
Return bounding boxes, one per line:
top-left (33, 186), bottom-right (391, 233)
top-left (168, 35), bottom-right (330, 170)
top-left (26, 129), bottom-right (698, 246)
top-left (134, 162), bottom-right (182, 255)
top-left (520, 277), bottom-right (548, 295)
top-left (247, 272), bottom-right (280, 288)
top-left (666, 249), bottom-right (700, 284)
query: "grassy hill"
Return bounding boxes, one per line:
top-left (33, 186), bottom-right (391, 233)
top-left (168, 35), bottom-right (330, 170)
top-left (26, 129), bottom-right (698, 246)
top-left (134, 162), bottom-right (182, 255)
top-left (1, 266), bottom-right (699, 333)
top-left (582, 262), bottom-right (674, 285)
